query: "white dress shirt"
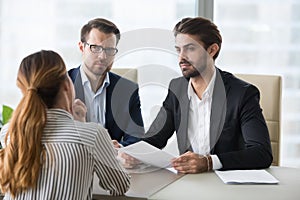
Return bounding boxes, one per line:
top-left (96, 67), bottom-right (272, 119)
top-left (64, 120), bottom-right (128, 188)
top-left (187, 69), bottom-right (222, 170)
top-left (80, 66), bottom-right (110, 125)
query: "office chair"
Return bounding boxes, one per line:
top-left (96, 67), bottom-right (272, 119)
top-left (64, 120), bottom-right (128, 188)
top-left (235, 74), bottom-right (282, 166)
top-left (111, 68), bottom-right (138, 83)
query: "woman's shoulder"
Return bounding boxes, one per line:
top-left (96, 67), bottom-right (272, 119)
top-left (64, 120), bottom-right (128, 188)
top-left (73, 121), bottom-right (110, 141)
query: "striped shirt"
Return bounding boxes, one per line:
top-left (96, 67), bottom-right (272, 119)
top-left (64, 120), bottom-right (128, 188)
top-left (1, 109), bottom-right (130, 200)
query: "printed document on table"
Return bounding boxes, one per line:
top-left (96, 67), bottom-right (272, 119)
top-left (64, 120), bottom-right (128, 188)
top-left (215, 169), bottom-right (279, 184)
top-left (118, 141), bottom-right (177, 168)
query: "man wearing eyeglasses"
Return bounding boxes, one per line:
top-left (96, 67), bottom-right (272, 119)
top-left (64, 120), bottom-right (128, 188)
top-left (68, 18), bottom-right (144, 147)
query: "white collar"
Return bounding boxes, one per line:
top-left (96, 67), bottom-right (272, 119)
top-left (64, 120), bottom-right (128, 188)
top-left (187, 68), bottom-right (216, 100)
top-left (80, 66), bottom-right (110, 90)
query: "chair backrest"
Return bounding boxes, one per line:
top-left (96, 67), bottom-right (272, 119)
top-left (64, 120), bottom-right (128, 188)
top-left (235, 74), bottom-right (282, 166)
top-left (110, 68), bottom-right (138, 83)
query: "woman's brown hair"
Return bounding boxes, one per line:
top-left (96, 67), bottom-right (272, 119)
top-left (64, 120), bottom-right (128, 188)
top-left (0, 50), bottom-right (67, 197)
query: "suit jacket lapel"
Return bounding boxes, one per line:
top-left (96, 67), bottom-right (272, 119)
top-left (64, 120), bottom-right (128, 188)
top-left (105, 73), bottom-right (114, 128)
top-left (176, 78), bottom-right (192, 154)
top-left (73, 69), bottom-right (89, 121)
top-left (74, 70), bottom-right (85, 104)
top-left (210, 69), bottom-right (227, 152)
top-left (179, 90), bottom-right (191, 154)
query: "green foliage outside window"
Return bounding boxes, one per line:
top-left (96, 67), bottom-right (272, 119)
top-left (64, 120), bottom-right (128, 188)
top-left (0, 105), bottom-right (13, 149)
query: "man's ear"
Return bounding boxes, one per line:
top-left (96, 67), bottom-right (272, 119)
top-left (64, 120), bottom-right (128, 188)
top-left (79, 41), bottom-right (85, 53)
top-left (207, 43), bottom-right (219, 58)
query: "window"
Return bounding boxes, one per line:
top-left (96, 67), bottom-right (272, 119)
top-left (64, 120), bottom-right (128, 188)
top-left (214, 0), bottom-right (300, 167)
top-left (0, 0), bottom-right (196, 128)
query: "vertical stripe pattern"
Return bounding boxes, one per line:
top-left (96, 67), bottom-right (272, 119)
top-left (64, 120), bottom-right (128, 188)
top-left (3, 109), bottom-right (130, 200)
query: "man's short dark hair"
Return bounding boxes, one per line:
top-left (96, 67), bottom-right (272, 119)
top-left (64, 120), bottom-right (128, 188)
top-left (173, 17), bottom-right (222, 60)
top-left (80, 18), bottom-right (121, 44)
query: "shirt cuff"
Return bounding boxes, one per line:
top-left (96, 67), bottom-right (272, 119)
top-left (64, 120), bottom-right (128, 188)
top-left (211, 154), bottom-right (223, 170)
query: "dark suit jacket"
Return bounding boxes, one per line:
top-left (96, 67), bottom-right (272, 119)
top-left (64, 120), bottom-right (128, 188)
top-left (68, 67), bottom-right (144, 146)
top-left (144, 68), bottom-right (273, 170)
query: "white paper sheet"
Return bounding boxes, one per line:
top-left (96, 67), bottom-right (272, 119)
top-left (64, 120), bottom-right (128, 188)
top-left (215, 169), bottom-right (279, 184)
top-left (118, 141), bottom-right (177, 168)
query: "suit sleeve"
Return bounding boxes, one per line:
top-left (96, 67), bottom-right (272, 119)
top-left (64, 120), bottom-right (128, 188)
top-left (217, 85), bottom-right (273, 170)
top-left (120, 87), bottom-right (144, 146)
top-left (143, 81), bottom-right (177, 149)
top-left (106, 76), bottom-right (144, 147)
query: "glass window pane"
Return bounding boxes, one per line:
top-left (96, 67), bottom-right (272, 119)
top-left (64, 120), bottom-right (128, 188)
top-left (0, 0), bottom-right (195, 106)
top-left (214, 0), bottom-right (300, 167)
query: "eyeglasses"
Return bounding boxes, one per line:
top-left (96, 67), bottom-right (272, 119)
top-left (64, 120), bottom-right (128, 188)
top-left (85, 42), bottom-right (118, 56)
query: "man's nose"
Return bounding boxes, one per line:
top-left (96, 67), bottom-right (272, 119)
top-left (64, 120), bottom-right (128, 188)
top-left (97, 50), bottom-right (107, 59)
top-left (178, 50), bottom-right (187, 60)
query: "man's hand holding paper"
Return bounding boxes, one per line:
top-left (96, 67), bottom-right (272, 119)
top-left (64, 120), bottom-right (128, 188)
top-left (117, 141), bottom-right (177, 169)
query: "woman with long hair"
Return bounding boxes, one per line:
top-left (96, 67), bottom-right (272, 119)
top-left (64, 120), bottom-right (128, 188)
top-left (0, 50), bottom-right (130, 199)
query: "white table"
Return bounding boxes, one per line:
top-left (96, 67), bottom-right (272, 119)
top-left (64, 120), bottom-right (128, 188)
top-left (149, 167), bottom-right (300, 200)
top-left (2, 167), bottom-right (298, 200)
top-left (93, 168), bottom-right (184, 200)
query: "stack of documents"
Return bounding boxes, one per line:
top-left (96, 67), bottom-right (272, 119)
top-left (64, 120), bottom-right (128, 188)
top-left (215, 169), bottom-right (279, 184)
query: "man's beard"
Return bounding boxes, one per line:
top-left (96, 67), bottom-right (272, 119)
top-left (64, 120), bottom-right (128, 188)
top-left (180, 59), bottom-right (202, 78)
top-left (182, 67), bottom-right (200, 78)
